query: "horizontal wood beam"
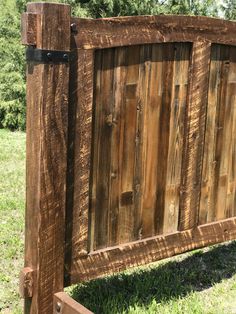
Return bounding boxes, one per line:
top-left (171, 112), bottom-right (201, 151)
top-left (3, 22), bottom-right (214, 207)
top-left (69, 217), bottom-right (236, 283)
top-left (53, 292), bottom-right (93, 314)
top-left (71, 15), bottom-right (236, 49)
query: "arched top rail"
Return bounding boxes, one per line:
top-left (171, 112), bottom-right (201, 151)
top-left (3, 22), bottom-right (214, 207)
top-left (71, 15), bottom-right (236, 49)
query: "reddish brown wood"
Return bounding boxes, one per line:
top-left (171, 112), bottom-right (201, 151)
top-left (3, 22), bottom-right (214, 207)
top-left (71, 15), bottom-right (236, 49)
top-left (54, 292), bottom-right (93, 314)
top-left (23, 3), bottom-right (70, 314)
top-left (21, 3), bottom-right (236, 310)
top-left (21, 13), bottom-right (37, 46)
top-left (70, 217), bottom-right (236, 283)
top-left (70, 49), bottom-right (94, 257)
top-left (178, 41), bottom-right (211, 231)
top-left (27, 3), bottom-right (70, 51)
top-left (199, 45), bottom-right (236, 224)
top-left (19, 267), bottom-right (34, 298)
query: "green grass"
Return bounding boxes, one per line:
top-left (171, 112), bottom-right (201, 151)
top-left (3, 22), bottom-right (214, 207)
top-left (69, 242), bottom-right (236, 313)
top-left (0, 129), bottom-right (25, 313)
top-left (0, 128), bottom-right (236, 314)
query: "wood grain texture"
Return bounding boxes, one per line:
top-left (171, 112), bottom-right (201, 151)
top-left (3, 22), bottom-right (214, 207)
top-left (71, 49), bottom-right (94, 257)
top-left (22, 3), bottom-right (236, 301)
top-left (163, 43), bottom-right (190, 234)
top-left (71, 15), bottom-right (236, 49)
top-left (54, 292), bottom-right (93, 314)
top-left (90, 48), bottom-right (115, 250)
top-left (199, 45), bottom-right (236, 224)
top-left (88, 43), bottom-right (191, 251)
top-left (70, 217), bottom-right (236, 283)
top-left (27, 2), bottom-right (70, 51)
top-left (179, 41), bottom-right (211, 231)
top-left (21, 13), bottom-right (37, 46)
top-left (24, 3), bottom-right (70, 314)
top-left (19, 267), bottom-right (34, 298)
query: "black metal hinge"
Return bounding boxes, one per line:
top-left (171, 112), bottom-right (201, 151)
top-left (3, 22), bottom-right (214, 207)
top-left (26, 47), bottom-right (70, 63)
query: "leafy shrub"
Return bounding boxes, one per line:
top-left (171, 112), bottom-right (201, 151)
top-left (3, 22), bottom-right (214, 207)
top-left (0, 0), bottom-right (26, 130)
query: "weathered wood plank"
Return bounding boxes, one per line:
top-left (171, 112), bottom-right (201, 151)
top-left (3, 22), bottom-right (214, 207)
top-left (116, 46), bottom-right (139, 244)
top-left (227, 47), bottom-right (236, 218)
top-left (214, 46), bottom-right (231, 221)
top-left (71, 15), bottom-right (236, 50)
top-left (23, 3), bottom-right (70, 313)
top-left (108, 47), bottom-right (127, 246)
top-left (154, 44), bottom-right (175, 234)
top-left (54, 292), bottom-right (93, 314)
top-left (163, 43), bottom-right (190, 234)
top-left (140, 44), bottom-right (161, 238)
top-left (70, 217), bottom-right (236, 283)
top-left (91, 49), bottom-right (115, 250)
top-left (179, 41), bottom-right (211, 231)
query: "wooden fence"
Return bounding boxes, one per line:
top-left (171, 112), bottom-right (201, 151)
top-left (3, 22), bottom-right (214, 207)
top-left (20, 2), bottom-right (236, 313)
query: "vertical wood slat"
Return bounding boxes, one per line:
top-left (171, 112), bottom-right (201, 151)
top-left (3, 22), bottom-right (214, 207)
top-left (116, 46), bottom-right (139, 244)
top-left (179, 41), bottom-right (211, 231)
top-left (140, 44), bottom-right (162, 238)
top-left (24, 3), bottom-right (70, 314)
top-left (154, 44), bottom-right (175, 234)
top-left (163, 43), bottom-right (190, 234)
top-left (91, 49), bottom-right (114, 250)
top-left (109, 47), bottom-right (127, 246)
top-left (227, 47), bottom-right (236, 218)
top-left (133, 45), bottom-right (149, 240)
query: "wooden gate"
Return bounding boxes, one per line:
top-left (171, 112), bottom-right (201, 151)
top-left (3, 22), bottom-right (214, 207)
top-left (20, 3), bottom-right (236, 313)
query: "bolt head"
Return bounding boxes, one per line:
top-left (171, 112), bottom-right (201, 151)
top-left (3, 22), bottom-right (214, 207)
top-left (56, 301), bottom-right (61, 312)
top-left (47, 52), bottom-right (52, 59)
top-left (71, 23), bottom-right (77, 32)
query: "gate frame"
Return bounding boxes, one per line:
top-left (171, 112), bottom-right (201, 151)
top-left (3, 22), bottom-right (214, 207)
top-left (20, 2), bottom-right (236, 313)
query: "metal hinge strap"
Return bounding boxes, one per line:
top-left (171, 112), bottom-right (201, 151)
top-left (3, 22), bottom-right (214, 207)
top-left (26, 47), bottom-right (70, 63)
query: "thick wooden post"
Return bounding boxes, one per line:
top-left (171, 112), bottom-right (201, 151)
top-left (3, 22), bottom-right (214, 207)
top-left (21, 3), bottom-right (70, 313)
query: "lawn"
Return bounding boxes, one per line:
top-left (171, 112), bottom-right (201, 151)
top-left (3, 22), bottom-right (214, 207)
top-left (0, 128), bottom-right (236, 314)
top-left (0, 129), bottom-right (25, 313)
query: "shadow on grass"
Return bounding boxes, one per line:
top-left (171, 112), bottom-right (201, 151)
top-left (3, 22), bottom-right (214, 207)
top-left (70, 241), bottom-right (236, 313)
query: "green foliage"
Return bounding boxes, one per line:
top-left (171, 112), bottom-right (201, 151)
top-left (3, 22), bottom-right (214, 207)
top-left (83, 0), bottom-right (164, 18)
top-left (0, 0), bottom-right (25, 130)
top-left (222, 0), bottom-right (236, 20)
top-left (164, 0), bottom-right (219, 17)
top-left (0, 0), bottom-right (235, 130)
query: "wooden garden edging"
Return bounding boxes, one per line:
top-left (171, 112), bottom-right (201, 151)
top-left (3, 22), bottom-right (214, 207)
top-left (21, 2), bottom-right (236, 313)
